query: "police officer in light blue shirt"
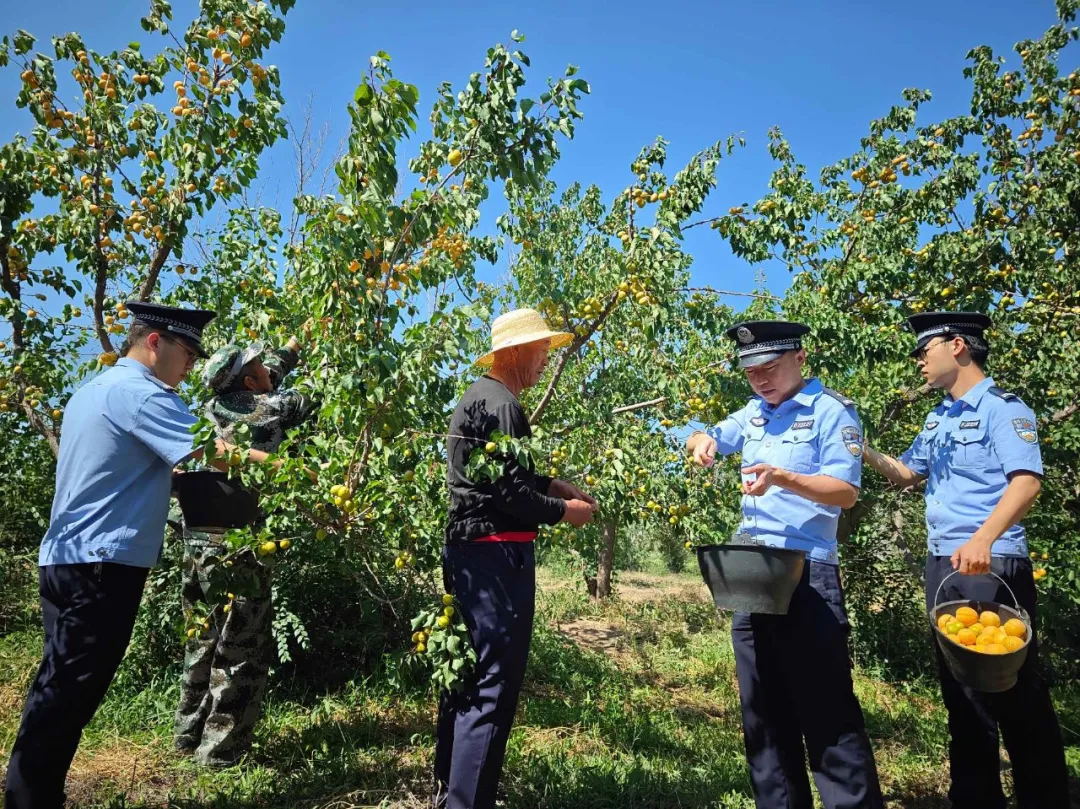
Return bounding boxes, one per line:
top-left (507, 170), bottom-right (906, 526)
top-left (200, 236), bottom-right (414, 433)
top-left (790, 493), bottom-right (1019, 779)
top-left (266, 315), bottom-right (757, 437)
top-left (687, 320), bottom-right (883, 809)
top-left (5, 302), bottom-right (219, 809)
top-left (863, 312), bottom-right (1067, 809)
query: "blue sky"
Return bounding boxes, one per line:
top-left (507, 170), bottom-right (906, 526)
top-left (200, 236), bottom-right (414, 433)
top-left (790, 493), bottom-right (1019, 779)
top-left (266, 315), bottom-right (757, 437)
top-left (0, 0), bottom-right (1066, 306)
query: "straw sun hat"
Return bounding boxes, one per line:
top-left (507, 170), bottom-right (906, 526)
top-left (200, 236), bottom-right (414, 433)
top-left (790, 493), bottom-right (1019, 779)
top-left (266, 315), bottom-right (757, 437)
top-left (474, 308), bottom-right (574, 367)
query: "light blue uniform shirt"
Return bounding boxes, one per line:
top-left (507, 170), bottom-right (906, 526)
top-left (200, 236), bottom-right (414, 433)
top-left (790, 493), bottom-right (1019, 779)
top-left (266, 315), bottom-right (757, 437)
top-left (900, 376), bottom-right (1041, 558)
top-left (39, 358), bottom-right (199, 568)
top-left (706, 378), bottom-right (863, 565)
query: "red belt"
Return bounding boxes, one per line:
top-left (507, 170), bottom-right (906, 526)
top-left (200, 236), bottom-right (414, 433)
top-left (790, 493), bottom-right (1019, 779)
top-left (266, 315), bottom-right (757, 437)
top-left (474, 531), bottom-right (537, 543)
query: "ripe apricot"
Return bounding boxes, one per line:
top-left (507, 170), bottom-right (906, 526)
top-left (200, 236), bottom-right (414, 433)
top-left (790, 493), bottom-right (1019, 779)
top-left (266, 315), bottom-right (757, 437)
top-left (1003, 636), bottom-right (1025, 652)
top-left (956, 628), bottom-right (977, 646)
top-left (1003, 619), bottom-right (1027, 638)
top-left (955, 606), bottom-right (978, 627)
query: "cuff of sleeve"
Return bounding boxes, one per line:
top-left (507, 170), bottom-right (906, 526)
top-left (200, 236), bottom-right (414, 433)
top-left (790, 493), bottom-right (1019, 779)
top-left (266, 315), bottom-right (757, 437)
top-left (170, 444), bottom-right (200, 468)
top-left (899, 453), bottom-right (928, 478)
top-left (1001, 461), bottom-right (1043, 477)
top-left (817, 467), bottom-right (862, 488)
top-left (547, 497), bottom-right (567, 524)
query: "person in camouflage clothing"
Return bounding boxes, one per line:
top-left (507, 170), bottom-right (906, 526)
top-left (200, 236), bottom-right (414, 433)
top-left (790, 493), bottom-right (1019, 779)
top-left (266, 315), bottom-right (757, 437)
top-left (173, 335), bottom-right (316, 766)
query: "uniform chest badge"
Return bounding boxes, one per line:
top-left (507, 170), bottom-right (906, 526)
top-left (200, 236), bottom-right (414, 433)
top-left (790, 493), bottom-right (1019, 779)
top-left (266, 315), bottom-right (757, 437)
top-left (792, 419), bottom-right (814, 430)
top-left (925, 421), bottom-right (939, 431)
top-left (959, 419), bottom-right (981, 430)
top-left (841, 426), bottom-right (862, 457)
top-left (750, 416), bottom-right (768, 427)
top-left (1012, 417), bottom-right (1037, 444)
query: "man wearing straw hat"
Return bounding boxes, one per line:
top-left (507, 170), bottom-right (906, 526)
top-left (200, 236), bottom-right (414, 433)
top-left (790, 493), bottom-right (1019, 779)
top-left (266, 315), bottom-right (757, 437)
top-left (434, 308), bottom-right (598, 809)
top-left (861, 312), bottom-right (1067, 809)
top-left (685, 320), bottom-right (884, 809)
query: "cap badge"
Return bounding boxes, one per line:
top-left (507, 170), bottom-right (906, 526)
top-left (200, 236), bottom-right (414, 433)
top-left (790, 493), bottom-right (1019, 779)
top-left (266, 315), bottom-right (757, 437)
top-left (736, 326), bottom-right (754, 344)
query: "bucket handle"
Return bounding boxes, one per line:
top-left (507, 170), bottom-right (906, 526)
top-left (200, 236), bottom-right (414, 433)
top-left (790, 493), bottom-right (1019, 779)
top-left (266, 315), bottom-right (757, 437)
top-left (933, 569), bottom-right (1021, 613)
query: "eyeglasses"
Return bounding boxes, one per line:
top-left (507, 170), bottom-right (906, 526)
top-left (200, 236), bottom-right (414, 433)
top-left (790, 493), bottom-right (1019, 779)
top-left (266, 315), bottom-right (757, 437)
top-left (915, 338), bottom-right (949, 363)
top-left (160, 333), bottom-right (198, 364)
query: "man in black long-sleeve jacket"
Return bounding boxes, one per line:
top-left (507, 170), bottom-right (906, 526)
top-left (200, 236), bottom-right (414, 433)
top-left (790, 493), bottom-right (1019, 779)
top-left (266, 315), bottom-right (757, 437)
top-left (435, 309), bottom-right (597, 809)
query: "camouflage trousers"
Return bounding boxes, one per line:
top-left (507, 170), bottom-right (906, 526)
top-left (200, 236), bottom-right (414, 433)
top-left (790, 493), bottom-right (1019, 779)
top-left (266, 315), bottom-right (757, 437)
top-left (173, 535), bottom-right (273, 767)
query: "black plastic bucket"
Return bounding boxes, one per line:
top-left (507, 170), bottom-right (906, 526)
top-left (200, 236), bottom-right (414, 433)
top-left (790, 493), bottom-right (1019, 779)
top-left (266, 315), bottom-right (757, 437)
top-left (174, 470), bottom-right (260, 532)
top-left (696, 543), bottom-right (805, 615)
top-left (929, 571), bottom-right (1032, 693)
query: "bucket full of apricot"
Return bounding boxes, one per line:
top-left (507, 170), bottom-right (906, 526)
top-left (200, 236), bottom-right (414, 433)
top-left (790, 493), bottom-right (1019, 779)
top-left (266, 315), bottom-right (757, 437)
top-left (929, 571), bottom-right (1032, 693)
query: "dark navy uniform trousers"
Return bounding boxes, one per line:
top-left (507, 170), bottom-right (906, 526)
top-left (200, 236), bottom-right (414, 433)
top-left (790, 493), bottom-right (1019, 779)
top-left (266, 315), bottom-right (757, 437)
top-left (434, 542), bottom-right (535, 809)
top-left (925, 555), bottom-right (1069, 809)
top-left (731, 560), bottom-right (883, 809)
top-left (5, 562), bottom-right (148, 809)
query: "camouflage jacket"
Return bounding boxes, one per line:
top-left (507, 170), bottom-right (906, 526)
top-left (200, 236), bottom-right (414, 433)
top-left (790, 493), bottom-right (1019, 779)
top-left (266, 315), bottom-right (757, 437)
top-left (205, 345), bottom-right (315, 453)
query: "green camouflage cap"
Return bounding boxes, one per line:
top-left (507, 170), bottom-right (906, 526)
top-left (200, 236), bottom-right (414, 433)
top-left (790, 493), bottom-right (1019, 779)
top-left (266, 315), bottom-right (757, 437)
top-left (202, 342), bottom-right (265, 392)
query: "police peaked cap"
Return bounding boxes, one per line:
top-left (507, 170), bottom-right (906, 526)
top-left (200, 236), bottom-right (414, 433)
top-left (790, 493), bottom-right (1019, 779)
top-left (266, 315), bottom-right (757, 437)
top-left (725, 320), bottom-right (811, 368)
top-left (125, 301), bottom-right (216, 358)
top-left (907, 311), bottom-right (992, 358)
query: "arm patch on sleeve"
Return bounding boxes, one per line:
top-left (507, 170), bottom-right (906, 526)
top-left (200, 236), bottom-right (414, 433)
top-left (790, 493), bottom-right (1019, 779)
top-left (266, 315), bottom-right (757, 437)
top-left (1012, 417), bottom-right (1038, 444)
top-left (842, 425), bottom-right (862, 456)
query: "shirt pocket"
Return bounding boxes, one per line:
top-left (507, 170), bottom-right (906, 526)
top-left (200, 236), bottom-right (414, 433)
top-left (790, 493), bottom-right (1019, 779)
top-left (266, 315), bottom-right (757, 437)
top-left (780, 431), bottom-right (816, 473)
top-left (742, 426), bottom-right (767, 464)
top-left (950, 428), bottom-right (991, 469)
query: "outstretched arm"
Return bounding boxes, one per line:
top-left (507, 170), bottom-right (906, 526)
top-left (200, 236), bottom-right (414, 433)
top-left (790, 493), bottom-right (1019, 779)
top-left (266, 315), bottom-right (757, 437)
top-left (863, 444), bottom-right (925, 488)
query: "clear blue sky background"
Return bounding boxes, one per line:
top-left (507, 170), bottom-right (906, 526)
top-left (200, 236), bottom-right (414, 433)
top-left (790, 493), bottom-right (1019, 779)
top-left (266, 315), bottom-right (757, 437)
top-left (0, 0), bottom-right (1068, 307)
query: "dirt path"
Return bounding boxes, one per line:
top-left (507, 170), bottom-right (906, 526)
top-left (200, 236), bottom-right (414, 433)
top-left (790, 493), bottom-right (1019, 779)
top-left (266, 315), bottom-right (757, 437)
top-left (554, 569), bottom-right (711, 660)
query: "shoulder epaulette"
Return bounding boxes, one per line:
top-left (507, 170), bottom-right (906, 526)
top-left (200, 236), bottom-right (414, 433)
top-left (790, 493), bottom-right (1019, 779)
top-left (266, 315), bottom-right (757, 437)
top-left (822, 386), bottom-right (856, 407)
top-left (988, 386), bottom-right (1019, 401)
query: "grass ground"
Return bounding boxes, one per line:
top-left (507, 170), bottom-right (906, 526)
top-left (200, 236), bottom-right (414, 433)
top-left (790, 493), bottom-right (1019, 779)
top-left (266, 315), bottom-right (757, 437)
top-left (1, 561), bottom-right (1078, 808)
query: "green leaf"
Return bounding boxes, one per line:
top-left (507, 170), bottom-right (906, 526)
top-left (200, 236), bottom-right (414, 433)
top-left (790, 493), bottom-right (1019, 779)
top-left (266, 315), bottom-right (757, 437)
top-left (354, 82), bottom-right (374, 106)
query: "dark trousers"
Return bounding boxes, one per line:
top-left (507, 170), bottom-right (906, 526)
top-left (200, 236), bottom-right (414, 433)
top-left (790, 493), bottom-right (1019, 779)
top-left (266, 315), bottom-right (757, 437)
top-left (731, 560), bottom-right (883, 809)
top-left (925, 555), bottom-right (1069, 809)
top-left (434, 542), bottom-right (535, 809)
top-left (5, 562), bottom-right (148, 809)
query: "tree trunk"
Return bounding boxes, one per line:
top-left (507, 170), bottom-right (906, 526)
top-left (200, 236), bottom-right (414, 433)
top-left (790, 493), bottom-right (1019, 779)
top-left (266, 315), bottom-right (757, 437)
top-left (587, 519), bottom-right (617, 600)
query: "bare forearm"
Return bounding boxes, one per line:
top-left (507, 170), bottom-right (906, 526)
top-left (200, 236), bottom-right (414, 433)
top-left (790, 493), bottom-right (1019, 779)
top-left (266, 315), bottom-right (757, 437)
top-left (974, 474), bottom-right (1042, 547)
top-left (187, 441), bottom-right (280, 472)
top-left (863, 445), bottom-right (923, 488)
top-left (774, 469), bottom-right (859, 508)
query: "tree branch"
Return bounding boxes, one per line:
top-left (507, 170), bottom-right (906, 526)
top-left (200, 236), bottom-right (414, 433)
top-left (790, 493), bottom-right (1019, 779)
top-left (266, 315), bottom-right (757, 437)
top-left (529, 285), bottom-right (621, 425)
top-left (92, 251), bottom-right (114, 353)
top-left (136, 236), bottom-right (175, 301)
top-left (611, 396), bottom-right (667, 415)
top-left (1, 236), bottom-right (61, 456)
top-left (890, 507), bottom-right (925, 584)
top-left (680, 286), bottom-right (780, 301)
top-left (876, 383), bottom-right (931, 435)
top-left (1046, 402), bottom-right (1079, 425)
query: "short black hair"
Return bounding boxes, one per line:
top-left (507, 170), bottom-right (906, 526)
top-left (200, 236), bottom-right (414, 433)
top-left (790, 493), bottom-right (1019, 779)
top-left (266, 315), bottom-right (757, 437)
top-left (120, 323), bottom-right (157, 357)
top-left (959, 333), bottom-right (989, 368)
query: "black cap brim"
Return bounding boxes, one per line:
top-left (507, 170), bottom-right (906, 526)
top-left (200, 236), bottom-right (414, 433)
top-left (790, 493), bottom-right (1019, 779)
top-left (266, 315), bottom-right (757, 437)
top-left (739, 349), bottom-right (789, 369)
